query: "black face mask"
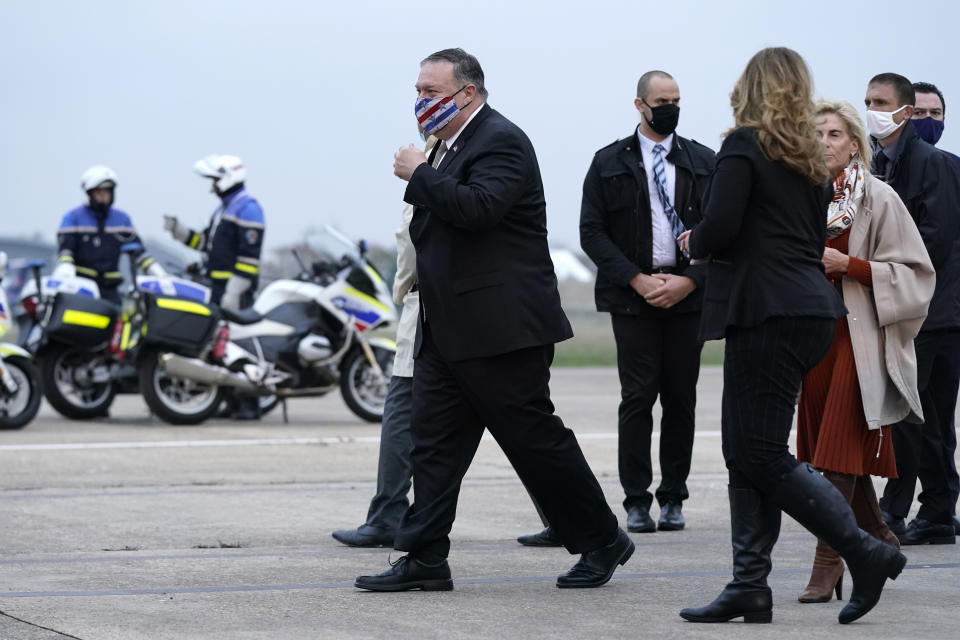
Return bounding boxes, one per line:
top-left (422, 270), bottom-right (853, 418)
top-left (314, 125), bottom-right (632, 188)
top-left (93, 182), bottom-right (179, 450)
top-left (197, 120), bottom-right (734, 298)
top-left (87, 189), bottom-right (113, 214)
top-left (642, 99), bottom-right (680, 136)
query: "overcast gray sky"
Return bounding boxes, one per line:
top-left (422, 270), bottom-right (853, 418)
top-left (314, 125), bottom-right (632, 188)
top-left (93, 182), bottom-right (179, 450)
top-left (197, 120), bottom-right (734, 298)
top-left (3, 0), bottom-right (958, 253)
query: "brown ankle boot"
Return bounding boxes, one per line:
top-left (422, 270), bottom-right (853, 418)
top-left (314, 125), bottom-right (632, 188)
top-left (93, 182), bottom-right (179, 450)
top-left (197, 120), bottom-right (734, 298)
top-left (797, 470), bottom-right (856, 603)
top-left (798, 539), bottom-right (844, 602)
top-left (852, 475), bottom-right (901, 549)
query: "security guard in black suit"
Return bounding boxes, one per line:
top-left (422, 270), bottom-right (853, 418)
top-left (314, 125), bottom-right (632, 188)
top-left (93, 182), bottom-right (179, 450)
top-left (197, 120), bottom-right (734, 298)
top-left (579, 70), bottom-right (716, 535)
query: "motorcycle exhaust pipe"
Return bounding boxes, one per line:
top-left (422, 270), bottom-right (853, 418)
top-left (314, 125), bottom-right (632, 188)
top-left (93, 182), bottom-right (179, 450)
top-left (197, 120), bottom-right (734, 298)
top-left (160, 354), bottom-right (262, 393)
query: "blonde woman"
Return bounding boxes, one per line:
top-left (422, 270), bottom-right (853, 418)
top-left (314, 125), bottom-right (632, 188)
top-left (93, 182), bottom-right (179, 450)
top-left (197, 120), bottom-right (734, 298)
top-left (677, 48), bottom-right (906, 625)
top-left (795, 100), bottom-right (934, 602)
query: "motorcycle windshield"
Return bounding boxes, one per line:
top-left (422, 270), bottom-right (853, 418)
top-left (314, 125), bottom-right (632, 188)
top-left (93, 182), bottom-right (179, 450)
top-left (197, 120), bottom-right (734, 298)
top-left (304, 227), bottom-right (361, 266)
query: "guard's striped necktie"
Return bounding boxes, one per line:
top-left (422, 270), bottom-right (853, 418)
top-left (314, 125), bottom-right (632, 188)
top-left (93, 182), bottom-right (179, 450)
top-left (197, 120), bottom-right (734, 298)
top-left (652, 143), bottom-right (686, 240)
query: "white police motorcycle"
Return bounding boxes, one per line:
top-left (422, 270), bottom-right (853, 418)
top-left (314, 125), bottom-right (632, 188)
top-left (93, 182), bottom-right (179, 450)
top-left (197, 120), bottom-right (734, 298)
top-left (19, 247), bottom-right (221, 424)
top-left (158, 228), bottom-right (397, 423)
top-left (0, 252), bottom-right (42, 429)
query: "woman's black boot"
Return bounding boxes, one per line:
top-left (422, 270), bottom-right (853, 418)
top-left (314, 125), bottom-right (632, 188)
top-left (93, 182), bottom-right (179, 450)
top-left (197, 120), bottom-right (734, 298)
top-left (773, 463), bottom-right (906, 624)
top-left (680, 485), bottom-right (780, 623)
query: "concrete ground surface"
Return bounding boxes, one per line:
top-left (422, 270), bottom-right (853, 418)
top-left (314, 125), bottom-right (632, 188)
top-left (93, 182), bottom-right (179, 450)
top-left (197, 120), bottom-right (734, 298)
top-left (0, 366), bottom-right (957, 639)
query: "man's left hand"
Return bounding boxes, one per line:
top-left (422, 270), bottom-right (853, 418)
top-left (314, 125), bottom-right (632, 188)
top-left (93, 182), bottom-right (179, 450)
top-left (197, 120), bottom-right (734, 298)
top-left (394, 144), bottom-right (427, 181)
top-left (644, 274), bottom-right (696, 309)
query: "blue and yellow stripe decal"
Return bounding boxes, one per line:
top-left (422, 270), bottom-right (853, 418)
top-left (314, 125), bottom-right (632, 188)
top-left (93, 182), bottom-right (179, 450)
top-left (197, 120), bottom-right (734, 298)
top-left (343, 286), bottom-right (391, 314)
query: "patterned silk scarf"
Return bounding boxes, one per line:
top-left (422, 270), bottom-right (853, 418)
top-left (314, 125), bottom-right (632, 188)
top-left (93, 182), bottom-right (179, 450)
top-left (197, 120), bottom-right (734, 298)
top-left (826, 159), bottom-right (865, 239)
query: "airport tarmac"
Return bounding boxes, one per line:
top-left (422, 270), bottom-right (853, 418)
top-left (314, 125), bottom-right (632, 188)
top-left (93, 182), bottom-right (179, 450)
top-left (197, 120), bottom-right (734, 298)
top-left (0, 366), bottom-right (956, 639)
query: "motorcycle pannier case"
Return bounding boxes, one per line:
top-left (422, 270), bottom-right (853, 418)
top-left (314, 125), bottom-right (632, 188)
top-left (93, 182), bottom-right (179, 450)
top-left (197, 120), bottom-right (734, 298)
top-left (45, 293), bottom-right (118, 348)
top-left (142, 295), bottom-right (219, 357)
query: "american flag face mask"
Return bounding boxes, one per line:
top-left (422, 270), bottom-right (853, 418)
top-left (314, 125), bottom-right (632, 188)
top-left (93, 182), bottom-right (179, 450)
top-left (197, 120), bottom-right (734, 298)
top-left (415, 85), bottom-right (466, 134)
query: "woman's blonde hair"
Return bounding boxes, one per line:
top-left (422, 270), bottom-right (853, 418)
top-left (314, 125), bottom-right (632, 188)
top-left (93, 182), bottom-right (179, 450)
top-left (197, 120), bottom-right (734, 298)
top-left (729, 47), bottom-right (829, 184)
top-left (814, 99), bottom-right (873, 171)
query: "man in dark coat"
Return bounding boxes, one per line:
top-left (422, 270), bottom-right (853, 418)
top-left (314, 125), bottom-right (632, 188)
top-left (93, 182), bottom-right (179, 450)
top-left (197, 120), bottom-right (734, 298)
top-left (577, 70), bottom-right (715, 535)
top-left (867, 73), bottom-right (960, 545)
top-left (910, 81), bottom-right (960, 535)
top-left (354, 48), bottom-right (632, 592)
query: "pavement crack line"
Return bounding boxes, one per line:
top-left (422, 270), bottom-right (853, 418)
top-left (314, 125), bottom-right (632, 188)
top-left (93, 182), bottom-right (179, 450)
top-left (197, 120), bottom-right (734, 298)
top-left (0, 609), bottom-right (85, 639)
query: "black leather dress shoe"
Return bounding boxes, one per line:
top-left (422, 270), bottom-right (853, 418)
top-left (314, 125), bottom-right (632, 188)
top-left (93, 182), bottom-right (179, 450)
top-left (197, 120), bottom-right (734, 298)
top-left (331, 526), bottom-right (394, 548)
top-left (679, 587), bottom-right (772, 623)
top-left (517, 526), bottom-right (563, 547)
top-left (556, 528), bottom-right (634, 588)
top-left (900, 517), bottom-right (956, 545)
top-left (627, 505), bottom-right (656, 533)
top-left (881, 510), bottom-right (906, 537)
top-left (354, 555), bottom-right (453, 591)
top-left (658, 502), bottom-right (685, 531)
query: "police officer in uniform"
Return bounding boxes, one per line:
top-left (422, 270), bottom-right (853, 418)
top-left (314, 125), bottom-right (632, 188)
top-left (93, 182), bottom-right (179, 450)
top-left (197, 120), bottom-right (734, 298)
top-left (55, 166), bottom-right (163, 305)
top-left (163, 155), bottom-right (265, 310)
top-left (164, 154), bottom-right (265, 418)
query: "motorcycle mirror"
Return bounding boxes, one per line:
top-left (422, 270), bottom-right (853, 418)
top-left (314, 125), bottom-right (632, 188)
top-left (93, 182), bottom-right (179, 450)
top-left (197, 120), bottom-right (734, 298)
top-left (26, 259), bottom-right (46, 271)
top-left (357, 239), bottom-right (368, 257)
top-left (121, 242), bottom-right (144, 254)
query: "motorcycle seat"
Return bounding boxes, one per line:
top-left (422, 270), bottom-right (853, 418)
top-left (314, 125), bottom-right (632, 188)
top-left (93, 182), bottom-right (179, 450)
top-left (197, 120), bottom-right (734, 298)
top-left (221, 307), bottom-right (264, 325)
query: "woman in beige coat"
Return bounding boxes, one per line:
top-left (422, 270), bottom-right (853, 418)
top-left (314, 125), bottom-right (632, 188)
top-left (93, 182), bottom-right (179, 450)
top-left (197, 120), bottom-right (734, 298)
top-left (796, 99), bottom-right (935, 602)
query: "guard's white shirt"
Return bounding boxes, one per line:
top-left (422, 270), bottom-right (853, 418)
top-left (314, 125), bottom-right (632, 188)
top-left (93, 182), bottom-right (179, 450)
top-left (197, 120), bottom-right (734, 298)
top-left (637, 128), bottom-right (677, 268)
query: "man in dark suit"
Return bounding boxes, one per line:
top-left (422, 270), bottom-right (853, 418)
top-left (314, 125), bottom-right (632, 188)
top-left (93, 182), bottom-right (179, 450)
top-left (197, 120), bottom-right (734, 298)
top-left (867, 73), bottom-right (960, 545)
top-left (354, 48), bottom-right (633, 592)
top-left (578, 71), bottom-right (715, 534)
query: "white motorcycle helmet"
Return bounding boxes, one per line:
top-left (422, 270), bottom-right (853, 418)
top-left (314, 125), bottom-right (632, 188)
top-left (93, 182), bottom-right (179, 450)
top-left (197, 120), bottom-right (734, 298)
top-left (194, 154), bottom-right (246, 192)
top-left (81, 165), bottom-right (118, 192)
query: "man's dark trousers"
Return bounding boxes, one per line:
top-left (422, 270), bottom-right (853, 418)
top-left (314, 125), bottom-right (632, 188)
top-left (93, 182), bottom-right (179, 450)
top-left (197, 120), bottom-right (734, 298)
top-left (363, 376), bottom-right (414, 532)
top-left (881, 329), bottom-right (956, 523)
top-left (392, 325), bottom-right (618, 561)
top-left (932, 332), bottom-right (960, 511)
top-left (612, 307), bottom-right (701, 512)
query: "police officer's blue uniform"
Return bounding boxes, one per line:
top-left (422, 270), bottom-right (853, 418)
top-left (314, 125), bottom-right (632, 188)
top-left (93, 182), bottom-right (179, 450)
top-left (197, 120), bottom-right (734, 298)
top-left (56, 206), bottom-right (155, 305)
top-left (180, 187), bottom-right (264, 307)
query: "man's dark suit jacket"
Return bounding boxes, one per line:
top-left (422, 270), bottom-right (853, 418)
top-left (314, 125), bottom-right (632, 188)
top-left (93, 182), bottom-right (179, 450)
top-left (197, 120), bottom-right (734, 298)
top-left (405, 105), bottom-right (573, 361)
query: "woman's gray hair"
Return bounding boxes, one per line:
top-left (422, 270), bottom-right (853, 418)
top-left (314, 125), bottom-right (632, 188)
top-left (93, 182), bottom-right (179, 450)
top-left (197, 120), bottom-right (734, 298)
top-left (421, 48), bottom-right (488, 99)
top-left (815, 99), bottom-right (873, 171)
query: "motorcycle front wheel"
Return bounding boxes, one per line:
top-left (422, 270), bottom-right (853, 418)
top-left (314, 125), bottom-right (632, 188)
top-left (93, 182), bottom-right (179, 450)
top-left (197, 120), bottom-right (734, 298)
top-left (40, 346), bottom-right (116, 420)
top-left (0, 356), bottom-right (42, 429)
top-left (139, 350), bottom-right (224, 426)
top-left (340, 345), bottom-right (394, 423)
